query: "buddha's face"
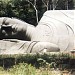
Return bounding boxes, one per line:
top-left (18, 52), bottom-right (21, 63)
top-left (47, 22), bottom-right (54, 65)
top-left (0, 24), bottom-right (30, 41)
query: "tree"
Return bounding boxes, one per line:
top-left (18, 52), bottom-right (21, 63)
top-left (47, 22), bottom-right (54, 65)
top-left (41, 0), bottom-right (60, 10)
top-left (52, 0), bottom-right (58, 10)
top-left (26, 0), bottom-right (38, 24)
top-left (42, 0), bottom-right (49, 10)
top-left (55, 0), bottom-right (74, 10)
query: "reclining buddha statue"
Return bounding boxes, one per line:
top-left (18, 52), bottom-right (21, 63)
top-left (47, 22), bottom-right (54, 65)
top-left (0, 10), bottom-right (74, 54)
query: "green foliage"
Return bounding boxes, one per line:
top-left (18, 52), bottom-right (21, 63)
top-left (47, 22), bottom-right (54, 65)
top-left (0, 0), bottom-right (74, 26)
top-left (0, 0), bottom-right (45, 26)
top-left (0, 53), bottom-right (74, 75)
top-left (0, 67), bottom-right (4, 71)
top-left (0, 63), bottom-right (62, 75)
top-left (9, 63), bottom-right (36, 75)
top-left (0, 53), bottom-right (75, 70)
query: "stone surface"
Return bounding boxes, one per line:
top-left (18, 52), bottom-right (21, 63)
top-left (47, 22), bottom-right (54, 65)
top-left (0, 10), bottom-right (75, 54)
top-left (0, 39), bottom-right (60, 54)
top-left (32, 10), bottom-right (74, 51)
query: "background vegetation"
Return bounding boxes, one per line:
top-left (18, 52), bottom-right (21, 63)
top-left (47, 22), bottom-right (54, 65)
top-left (0, 53), bottom-right (75, 75)
top-left (0, 63), bottom-right (62, 75)
top-left (0, 53), bottom-right (75, 69)
top-left (0, 0), bottom-right (74, 26)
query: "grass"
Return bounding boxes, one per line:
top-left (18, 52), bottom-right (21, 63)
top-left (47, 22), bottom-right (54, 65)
top-left (0, 53), bottom-right (74, 75)
top-left (0, 67), bottom-right (10, 75)
top-left (0, 63), bottom-right (71, 75)
top-left (0, 63), bottom-right (62, 75)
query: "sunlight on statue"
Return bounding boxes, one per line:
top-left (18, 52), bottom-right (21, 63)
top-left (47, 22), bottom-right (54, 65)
top-left (0, 10), bottom-right (74, 54)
